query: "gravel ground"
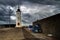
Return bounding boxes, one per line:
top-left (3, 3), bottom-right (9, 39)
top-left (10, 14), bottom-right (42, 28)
top-left (0, 28), bottom-right (24, 40)
top-left (0, 28), bottom-right (57, 40)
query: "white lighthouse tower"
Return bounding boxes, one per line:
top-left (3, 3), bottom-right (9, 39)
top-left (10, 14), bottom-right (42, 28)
top-left (16, 6), bottom-right (21, 27)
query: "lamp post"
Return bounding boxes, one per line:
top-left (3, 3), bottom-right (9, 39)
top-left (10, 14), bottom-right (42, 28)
top-left (9, 7), bottom-right (12, 27)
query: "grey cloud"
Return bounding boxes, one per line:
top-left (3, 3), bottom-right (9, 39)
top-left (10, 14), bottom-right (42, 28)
top-left (21, 4), bottom-right (60, 24)
top-left (0, 0), bottom-right (21, 6)
top-left (0, 0), bottom-right (60, 6)
top-left (24, 0), bottom-right (60, 5)
top-left (0, 0), bottom-right (60, 25)
top-left (0, 5), bottom-right (15, 24)
top-left (0, 21), bottom-right (7, 24)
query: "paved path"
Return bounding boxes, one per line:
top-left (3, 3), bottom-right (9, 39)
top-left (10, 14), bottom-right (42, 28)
top-left (24, 28), bottom-right (58, 40)
top-left (22, 28), bottom-right (45, 40)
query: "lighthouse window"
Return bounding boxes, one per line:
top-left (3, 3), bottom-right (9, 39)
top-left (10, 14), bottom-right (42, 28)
top-left (18, 23), bottom-right (20, 25)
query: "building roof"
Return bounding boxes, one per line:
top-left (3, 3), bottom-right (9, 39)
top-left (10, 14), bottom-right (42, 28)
top-left (33, 13), bottom-right (60, 23)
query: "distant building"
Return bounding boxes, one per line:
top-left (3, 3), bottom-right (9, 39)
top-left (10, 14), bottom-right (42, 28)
top-left (33, 14), bottom-right (60, 38)
top-left (0, 24), bottom-right (15, 28)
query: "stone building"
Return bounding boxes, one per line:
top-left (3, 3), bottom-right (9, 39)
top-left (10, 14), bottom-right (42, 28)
top-left (33, 14), bottom-right (60, 39)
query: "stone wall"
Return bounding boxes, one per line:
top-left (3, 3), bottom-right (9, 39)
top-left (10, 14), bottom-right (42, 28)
top-left (33, 14), bottom-right (60, 38)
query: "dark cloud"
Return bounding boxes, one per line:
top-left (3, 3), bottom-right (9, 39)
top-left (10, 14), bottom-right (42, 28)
top-left (0, 5), bottom-right (14, 24)
top-left (0, 0), bottom-right (60, 26)
top-left (0, 0), bottom-right (60, 6)
top-left (0, 0), bottom-right (22, 6)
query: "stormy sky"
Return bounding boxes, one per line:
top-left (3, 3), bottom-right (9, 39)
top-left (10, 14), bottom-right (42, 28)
top-left (0, 0), bottom-right (60, 26)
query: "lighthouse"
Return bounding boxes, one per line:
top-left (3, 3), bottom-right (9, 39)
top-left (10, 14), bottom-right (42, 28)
top-left (16, 6), bottom-right (21, 27)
